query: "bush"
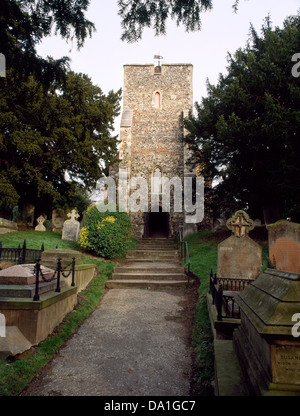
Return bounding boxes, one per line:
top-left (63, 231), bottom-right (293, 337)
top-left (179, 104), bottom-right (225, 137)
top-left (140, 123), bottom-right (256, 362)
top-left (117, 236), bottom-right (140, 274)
top-left (79, 204), bottom-right (132, 259)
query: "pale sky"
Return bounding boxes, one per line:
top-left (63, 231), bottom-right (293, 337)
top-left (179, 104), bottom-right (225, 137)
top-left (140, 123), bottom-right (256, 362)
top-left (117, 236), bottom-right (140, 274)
top-left (36, 0), bottom-right (300, 133)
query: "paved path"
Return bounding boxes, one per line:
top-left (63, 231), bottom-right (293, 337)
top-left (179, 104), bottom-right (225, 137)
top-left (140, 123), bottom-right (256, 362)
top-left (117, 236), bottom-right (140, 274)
top-left (21, 288), bottom-right (194, 397)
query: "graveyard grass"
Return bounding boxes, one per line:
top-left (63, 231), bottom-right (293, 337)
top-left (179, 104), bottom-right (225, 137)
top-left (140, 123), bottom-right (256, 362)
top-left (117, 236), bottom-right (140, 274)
top-left (185, 230), bottom-right (218, 396)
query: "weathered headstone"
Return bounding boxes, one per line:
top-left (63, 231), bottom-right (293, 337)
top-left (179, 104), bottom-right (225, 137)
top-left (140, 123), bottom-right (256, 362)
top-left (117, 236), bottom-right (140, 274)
top-left (217, 210), bottom-right (262, 281)
top-left (267, 219), bottom-right (300, 273)
top-left (22, 203), bottom-right (35, 226)
top-left (234, 268), bottom-right (300, 395)
top-left (52, 209), bottom-right (65, 232)
top-left (62, 209), bottom-right (80, 242)
top-left (35, 215), bottom-right (46, 232)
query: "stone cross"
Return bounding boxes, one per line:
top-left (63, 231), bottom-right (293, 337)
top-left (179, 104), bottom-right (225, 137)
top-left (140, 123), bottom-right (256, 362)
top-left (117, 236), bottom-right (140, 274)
top-left (35, 215), bottom-right (46, 232)
top-left (67, 209), bottom-right (80, 222)
top-left (226, 210), bottom-right (255, 238)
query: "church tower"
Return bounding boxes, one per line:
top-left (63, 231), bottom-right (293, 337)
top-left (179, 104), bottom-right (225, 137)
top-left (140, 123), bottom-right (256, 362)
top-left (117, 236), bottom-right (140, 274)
top-left (117, 61), bottom-right (196, 239)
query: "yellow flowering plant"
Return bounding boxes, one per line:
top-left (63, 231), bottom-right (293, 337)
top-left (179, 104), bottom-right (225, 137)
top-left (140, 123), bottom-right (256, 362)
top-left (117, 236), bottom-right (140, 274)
top-left (79, 203), bottom-right (131, 258)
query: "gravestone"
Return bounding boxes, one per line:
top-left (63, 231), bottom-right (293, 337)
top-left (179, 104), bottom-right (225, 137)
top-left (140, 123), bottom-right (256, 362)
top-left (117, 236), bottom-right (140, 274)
top-left (62, 209), bottom-right (80, 242)
top-left (217, 210), bottom-right (262, 281)
top-left (22, 203), bottom-right (35, 226)
top-left (35, 215), bottom-right (46, 232)
top-left (267, 220), bottom-right (300, 273)
top-left (52, 209), bottom-right (65, 232)
top-left (234, 269), bottom-right (300, 395)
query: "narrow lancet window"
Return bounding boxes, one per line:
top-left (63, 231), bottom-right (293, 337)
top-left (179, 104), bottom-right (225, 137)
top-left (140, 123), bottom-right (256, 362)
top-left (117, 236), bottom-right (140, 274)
top-left (153, 91), bottom-right (161, 109)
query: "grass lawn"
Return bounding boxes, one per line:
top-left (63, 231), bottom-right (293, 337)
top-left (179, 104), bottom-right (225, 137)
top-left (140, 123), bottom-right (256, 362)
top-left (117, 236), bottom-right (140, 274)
top-left (0, 230), bottom-right (81, 251)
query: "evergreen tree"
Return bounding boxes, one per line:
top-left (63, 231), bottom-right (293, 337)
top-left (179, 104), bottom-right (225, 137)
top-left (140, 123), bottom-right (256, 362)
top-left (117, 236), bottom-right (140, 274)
top-left (0, 70), bottom-right (121, 214)
top-left (118, 0), bottom-right (213, 42)
top-left (184, 15), bottom-right (300, 223)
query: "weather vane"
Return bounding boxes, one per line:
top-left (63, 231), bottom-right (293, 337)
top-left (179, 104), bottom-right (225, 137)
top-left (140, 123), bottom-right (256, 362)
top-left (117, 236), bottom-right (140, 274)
top-left (154, 54), bottom-right (163, 67)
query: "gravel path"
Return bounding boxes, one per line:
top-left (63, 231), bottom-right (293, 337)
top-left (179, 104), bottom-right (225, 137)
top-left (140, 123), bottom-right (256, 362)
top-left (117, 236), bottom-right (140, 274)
top-left (21, 288), bottom-right (196, 397)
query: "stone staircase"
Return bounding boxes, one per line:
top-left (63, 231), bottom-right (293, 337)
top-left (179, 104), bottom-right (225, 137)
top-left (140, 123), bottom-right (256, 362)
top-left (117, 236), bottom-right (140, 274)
top-left (106, 238), bottom-right (188, 289)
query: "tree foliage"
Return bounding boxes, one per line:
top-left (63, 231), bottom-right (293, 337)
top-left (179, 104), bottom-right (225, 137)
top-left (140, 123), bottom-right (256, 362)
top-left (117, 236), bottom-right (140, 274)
top-left (0, 69), bottom-right (121, 214)
top-left (117, 0), bottom-right (250, 42)
top-left (118, 0), bottom-right (213, 42)
top-left (184, 14), bottom-right (300, 223)
top-left (0, 0), bottom-right (95, 83)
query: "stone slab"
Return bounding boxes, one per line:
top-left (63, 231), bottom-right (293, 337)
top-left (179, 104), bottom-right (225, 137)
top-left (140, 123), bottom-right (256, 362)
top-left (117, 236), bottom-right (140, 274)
top-left (0, 218), bottom-right (18, 230)
top-left (0, 264), bottom-right (55, 285)
top-left (0, 280), bottom-right (65, 299)
top-left (41, 249), bottom-right (82, 269)
top-left (0, 326), bottom-right (32, 359)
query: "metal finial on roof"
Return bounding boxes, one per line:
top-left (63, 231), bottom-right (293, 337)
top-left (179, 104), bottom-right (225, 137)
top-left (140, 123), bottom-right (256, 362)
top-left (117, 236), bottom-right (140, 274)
top-left (154, 54), bottom-right (163, 67)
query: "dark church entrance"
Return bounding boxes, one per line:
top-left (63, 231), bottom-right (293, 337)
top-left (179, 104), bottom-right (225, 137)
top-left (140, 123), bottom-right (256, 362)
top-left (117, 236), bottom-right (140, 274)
top-left (144, 207), bottom-right (169, 238)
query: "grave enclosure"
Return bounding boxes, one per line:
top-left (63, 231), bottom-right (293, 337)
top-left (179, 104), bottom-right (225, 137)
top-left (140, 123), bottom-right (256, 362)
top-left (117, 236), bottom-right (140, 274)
top-left (208, 211), bottom-right (300, 396)
top-left (0, 246), bottom-right (96, 358)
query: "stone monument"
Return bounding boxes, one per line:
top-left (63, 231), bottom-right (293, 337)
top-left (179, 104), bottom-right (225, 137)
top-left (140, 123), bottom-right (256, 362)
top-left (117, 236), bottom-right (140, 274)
top-left (62, 209), bottom-right (80, 242)
top-left (0, 218), bottom-right (18, 235)
top-left (234, 268), bottom-right (300, 395)
top-left (22, 203), bottom-right (35, 226)
top-left (267, 220), bottom-right (300, 273)
top-left (217, 210), bottom-right (262, 282)
top-left (35, 215), bottom-right (46, 232)
top-left (52, 208), bottom-right (65, 233)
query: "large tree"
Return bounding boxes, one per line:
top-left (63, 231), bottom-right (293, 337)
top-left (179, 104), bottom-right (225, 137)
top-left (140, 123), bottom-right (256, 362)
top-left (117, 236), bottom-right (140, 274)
top-left (0, 69), bottom-right (121, 215)
top-left (184, 15), bottom-right (300, 224)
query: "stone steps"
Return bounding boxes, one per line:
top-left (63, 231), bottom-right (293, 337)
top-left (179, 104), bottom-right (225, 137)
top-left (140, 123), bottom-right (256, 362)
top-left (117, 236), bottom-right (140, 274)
top-left (111, 273), bottom-right (185, 281)
top-left (106, 279), bottom-right (187, 290)
top-left (106, 238), bottom-right (188, 289)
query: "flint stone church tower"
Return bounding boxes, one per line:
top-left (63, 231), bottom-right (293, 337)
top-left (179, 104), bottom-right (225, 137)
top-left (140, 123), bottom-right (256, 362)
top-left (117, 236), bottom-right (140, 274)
top-left (114, 62), bottom-right (196, 239)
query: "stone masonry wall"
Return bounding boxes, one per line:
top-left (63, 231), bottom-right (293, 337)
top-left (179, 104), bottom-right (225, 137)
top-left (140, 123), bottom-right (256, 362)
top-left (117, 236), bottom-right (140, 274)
top-left (118, 64), bottom-right (194, 238)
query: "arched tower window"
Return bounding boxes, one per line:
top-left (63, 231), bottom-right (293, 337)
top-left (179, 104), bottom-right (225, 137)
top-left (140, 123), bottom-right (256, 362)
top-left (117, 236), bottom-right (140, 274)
top-left (153, 91), bottom-right (161, 109)
top-left (152, 166), bottom-right (163, 194)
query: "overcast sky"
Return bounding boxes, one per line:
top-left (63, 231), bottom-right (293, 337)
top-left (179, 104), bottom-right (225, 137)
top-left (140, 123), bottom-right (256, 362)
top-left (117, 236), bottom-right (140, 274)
top-left (36, 0), bottom-right (300, 133)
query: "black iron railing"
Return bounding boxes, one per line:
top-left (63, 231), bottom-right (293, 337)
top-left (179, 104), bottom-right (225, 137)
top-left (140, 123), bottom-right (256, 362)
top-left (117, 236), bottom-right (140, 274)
top-left (0, 240), bottom-right (44, 264)
top-left (215, 277), bottom-right (252, 291)
top-left (209, 269), bottom-right (244, 321)
top-left (33, 256), bottom-right (76, 301)
top-left (177, 231), bottom-right (191, 286)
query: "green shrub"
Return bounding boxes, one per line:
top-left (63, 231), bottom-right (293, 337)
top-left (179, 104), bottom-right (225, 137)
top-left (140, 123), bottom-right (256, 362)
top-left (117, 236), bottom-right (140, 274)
top-left (79, 203), bottom-right (132, 258)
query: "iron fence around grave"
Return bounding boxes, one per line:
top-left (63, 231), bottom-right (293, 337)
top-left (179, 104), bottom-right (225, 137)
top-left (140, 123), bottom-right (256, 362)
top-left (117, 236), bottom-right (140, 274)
top-left (33, 256), bottom-right (76, 301)
top-left (209, 269), bottom-right (253, 321)
top-left (0, 240), bottom-right (44, 264)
